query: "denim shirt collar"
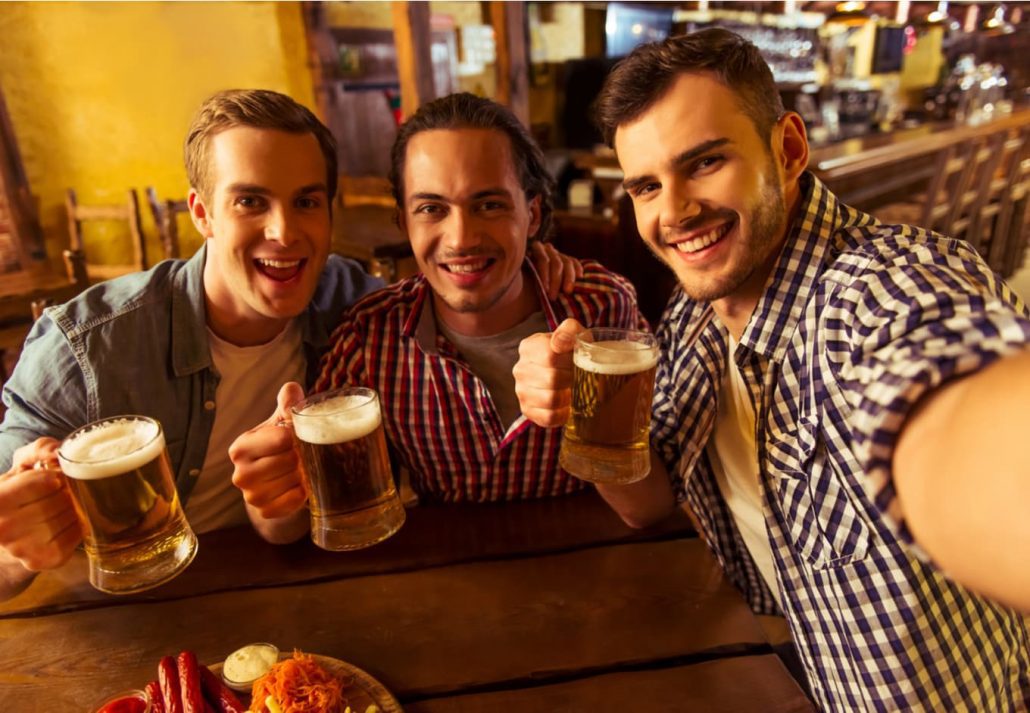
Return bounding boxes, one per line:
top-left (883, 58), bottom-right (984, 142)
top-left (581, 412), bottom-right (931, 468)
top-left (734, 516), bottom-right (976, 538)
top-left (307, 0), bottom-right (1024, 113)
top-left (170, 243), bottom-right (212, 377)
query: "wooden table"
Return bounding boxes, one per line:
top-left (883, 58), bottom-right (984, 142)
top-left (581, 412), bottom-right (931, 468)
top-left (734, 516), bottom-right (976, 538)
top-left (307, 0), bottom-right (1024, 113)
top-left (0, 492), bottom-right (813, 711)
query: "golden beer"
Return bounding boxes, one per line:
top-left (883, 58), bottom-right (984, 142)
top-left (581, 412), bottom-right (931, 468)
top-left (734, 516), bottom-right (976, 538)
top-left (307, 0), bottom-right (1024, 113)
top-left (291, 388), bottom-right (405, 551)
top-left (560, 329), bottom-right (659, 484)
top-left (57, 416), bottom-right (197, 594)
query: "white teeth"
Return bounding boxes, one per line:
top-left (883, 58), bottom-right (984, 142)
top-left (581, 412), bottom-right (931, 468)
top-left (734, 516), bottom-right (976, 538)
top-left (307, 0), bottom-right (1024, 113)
top-left (444, 260), bottom-right (489, 274)
top-left (673, 223), bottom-right (731, 254)
top-left (256, 258), bottom-right (301, 269)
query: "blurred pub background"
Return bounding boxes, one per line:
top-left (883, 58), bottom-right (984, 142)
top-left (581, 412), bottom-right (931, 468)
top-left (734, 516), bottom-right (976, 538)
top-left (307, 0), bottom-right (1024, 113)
top-left (1, 1), bottom-right (1028, 375)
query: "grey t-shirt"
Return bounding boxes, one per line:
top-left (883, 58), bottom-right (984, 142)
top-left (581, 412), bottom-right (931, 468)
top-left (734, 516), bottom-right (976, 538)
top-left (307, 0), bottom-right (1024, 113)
top-left (437, 311), bottom-right (550, 431)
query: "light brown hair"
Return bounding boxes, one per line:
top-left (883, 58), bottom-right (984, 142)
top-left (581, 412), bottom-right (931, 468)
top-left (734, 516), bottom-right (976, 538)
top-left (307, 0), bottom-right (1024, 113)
top-left (184, 89), bottom-right (338, 201)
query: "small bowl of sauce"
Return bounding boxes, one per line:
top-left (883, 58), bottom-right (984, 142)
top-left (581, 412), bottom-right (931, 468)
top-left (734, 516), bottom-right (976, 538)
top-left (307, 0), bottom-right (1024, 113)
top-left (222, 642), bottom-right (279, 693)
top-left (90, 688), bottom-right (151, 713)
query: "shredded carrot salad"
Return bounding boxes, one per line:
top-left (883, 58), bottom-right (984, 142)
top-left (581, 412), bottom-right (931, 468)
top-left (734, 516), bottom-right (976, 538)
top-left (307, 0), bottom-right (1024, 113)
top-left (250, 650), bottom-right (347, 713)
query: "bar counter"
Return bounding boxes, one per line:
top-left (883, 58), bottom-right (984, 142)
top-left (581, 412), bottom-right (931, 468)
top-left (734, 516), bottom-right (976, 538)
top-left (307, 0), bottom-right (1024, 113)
top-left (809, 106), bottom-right (1030, 209)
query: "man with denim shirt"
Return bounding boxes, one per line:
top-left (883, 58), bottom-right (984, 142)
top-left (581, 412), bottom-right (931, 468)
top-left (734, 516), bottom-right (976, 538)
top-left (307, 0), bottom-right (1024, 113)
top-left (0, 89), bottom-right (384, 598)
top-left (514, 30), bottom-right (1030, 710)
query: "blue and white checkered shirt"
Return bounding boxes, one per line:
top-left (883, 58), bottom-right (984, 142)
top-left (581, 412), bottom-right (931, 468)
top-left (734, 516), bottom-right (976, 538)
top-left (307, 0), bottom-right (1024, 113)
top-left (653, 174), bottom-right (1030, 711)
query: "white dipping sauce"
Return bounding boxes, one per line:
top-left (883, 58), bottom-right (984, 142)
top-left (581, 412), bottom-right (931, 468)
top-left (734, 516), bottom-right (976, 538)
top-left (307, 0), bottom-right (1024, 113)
top-left (223, 643), bottom-right (278, 683)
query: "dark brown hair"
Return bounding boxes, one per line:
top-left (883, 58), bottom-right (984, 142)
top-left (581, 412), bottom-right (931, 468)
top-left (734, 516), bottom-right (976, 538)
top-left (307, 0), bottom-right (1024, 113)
top-left (595, 28), bottom-right (784, 148)
top-left (184, 89), bottom-right (338, 202)
top-left (389, 92), bottom-right (554, 241)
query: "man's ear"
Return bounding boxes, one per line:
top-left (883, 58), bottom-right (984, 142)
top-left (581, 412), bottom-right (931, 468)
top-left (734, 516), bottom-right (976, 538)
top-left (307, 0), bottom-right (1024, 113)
top-left (187, 188), bottom-right (214, 238)
top-left (526, 194), bottom-right (543, 240)
top-left (772, 112), bottom-right (809, 191)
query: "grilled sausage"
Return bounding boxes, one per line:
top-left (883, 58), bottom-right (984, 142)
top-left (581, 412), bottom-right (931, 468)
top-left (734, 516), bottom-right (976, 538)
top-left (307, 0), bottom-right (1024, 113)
top-left (158, 655), bottom-right (183, 713)
top-left (177, 651), bottom-right (205, 713)
top-left (198, 664), bottom-right (245, 713)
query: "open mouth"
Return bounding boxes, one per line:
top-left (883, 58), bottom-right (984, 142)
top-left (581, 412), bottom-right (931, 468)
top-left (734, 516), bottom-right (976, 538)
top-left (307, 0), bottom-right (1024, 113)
top-left (254, 257), bottom-right (307, 282)
top-left (671, 220), bottom-right (734, 255)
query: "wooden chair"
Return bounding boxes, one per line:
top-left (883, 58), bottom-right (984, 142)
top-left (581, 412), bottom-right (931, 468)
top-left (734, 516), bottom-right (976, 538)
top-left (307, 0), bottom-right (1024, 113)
top-left (0, 250), bottom-right (86, 390)
top-left (876, 139), bottom-right (978, 236)
top-left (997, 152), bottom-right (1030, 279)
top-left (984, 128), bottom-right (1030, 276)
top-left (946, 132), bottom-right (1007, 252)
top-left (145, 187), bottom-right (188, 260)
top-left (65, 188), bottom-right (147, 282)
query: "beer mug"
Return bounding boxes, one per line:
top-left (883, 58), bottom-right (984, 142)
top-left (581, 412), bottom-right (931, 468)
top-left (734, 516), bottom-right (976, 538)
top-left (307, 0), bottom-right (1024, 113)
top-left (559, 328), bottom-right (659, 484)
top-left (290, 387), bottom-right (405, 551)
top-left (56, 415), bottom-right (198, 594)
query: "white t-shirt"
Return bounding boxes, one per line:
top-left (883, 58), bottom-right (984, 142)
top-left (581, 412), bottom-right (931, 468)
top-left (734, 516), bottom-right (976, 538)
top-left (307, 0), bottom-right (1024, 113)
top-left (708, 335), bottom-right (782, 607)
top-left (184, 322), bottom-right (305, 534)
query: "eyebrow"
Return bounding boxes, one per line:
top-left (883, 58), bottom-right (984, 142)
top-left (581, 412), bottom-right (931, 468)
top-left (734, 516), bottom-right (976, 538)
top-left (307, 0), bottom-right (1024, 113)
top-left (621, 138), bottom-right (731, 192)
top-left (408, 187), bottom-right (514, 204)
top-left (225, 183), bottom-right (327, 196)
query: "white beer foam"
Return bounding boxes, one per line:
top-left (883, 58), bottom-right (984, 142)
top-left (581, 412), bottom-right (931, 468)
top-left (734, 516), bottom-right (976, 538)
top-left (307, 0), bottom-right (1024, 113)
top-left (293, 394), bottom-right (381, 445)
top-left (574, 340), bottom-right (658, 375)
top-left (59, 419), bottom-right (165, 480)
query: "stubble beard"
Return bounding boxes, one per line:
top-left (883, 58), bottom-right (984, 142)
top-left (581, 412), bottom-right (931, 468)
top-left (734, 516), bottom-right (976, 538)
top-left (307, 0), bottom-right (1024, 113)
top-left (654, 173), bottom-right (787, 304)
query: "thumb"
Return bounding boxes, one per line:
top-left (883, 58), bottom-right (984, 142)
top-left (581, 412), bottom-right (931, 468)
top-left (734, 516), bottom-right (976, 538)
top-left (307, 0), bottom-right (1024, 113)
top-left (273, 381), bottom-right (306, 425)
top-left (550, 318), bottom-right (585, 355)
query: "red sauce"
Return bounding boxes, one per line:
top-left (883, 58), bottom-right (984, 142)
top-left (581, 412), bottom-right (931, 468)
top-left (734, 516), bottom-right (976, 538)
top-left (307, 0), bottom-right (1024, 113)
top-left (95, 693), bottom-right (148, 713)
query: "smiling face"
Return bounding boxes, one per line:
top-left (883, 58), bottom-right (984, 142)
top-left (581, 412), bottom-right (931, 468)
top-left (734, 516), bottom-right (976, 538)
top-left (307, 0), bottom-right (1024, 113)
top-left (190, 126), bottom-right (331, 345)
top-left (615, 72), bottom-right (793, 316)
top-left (400, 127), bottom-right (542, 336)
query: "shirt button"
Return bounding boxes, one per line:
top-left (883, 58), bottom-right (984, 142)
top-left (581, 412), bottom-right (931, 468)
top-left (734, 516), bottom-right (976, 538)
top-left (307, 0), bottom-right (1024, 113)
top-left (204, 400), bottom-right (216, 411)
top-left (189, 468), bottom-right (200, 477)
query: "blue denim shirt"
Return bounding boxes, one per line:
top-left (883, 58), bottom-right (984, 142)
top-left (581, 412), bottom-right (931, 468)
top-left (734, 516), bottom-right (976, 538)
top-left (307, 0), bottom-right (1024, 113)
top-left (0, 244), bottom-right (383, 504)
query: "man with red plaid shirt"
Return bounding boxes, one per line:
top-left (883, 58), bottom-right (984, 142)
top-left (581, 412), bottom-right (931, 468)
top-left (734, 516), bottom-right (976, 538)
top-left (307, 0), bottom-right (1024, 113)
top-left (230, 93), bottom-right (647, 505)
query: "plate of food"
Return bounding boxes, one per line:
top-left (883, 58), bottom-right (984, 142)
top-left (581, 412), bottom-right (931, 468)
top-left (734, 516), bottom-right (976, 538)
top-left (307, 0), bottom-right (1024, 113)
top-left (211, 648), bottom-right (403, 713)
top-left (112, 647), bottom-right (402, 713)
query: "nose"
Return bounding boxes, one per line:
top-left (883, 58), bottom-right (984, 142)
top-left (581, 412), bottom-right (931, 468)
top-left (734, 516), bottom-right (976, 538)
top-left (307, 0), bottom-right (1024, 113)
top-left (441, 209), bottom-right (481, 252)
top-left (263, 206), bottom-right (297, 247)
top-left (659, 179), bottom-right (702, 230)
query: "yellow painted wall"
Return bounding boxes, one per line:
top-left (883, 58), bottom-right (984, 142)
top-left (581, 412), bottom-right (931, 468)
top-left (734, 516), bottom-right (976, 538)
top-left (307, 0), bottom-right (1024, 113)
top-left (0, 1), bottom-right (315, 266)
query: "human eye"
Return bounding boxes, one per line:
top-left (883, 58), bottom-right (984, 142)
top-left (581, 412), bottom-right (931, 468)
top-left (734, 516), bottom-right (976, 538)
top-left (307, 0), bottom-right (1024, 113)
top-left (630, 182), bottom-right (661, 199)
top-left (234, 194), bottom-right (266, 210)
top-left (413, 203), bottom-right (444, 217)
top-left (477, 199), bottom-right (509, 213)
top-left (296, 195), bottom-right (322, 210)
top-left (693, 154), bottom-right (725, 175)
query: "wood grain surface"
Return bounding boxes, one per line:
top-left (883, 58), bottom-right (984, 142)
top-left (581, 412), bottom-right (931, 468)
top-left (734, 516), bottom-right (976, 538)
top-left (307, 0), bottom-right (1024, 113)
top-left (0, 491), bottom-right (693, 618)
top-left (0, 540), bottom-right (762, 709)
top-left (404, 655), bottom-right (814, 712)
top-left (0, 492), bottom-right (812, 711)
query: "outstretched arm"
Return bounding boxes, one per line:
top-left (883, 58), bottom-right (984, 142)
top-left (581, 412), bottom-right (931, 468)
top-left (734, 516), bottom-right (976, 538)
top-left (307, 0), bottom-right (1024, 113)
top-left (894, 349), bottom-right (1030, 611)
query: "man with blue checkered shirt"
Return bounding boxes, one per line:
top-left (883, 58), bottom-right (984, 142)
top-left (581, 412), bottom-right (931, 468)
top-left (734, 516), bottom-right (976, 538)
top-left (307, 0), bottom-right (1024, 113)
top-left (513, 29), bottom-right (1030, 711)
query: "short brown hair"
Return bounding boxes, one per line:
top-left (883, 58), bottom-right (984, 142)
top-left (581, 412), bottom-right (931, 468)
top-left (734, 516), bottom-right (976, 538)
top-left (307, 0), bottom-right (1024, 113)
top-left (388, 93), bottom-right (554, 241)
top-left (596, 28), bottom-right (785, 148)
top-left (184, 89), bottom-right (338, 201)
